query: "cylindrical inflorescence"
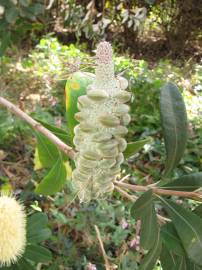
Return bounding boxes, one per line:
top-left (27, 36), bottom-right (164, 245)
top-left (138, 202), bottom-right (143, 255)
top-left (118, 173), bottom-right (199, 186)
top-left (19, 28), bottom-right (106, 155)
top-left (72, 41), bottom-right (131, 202)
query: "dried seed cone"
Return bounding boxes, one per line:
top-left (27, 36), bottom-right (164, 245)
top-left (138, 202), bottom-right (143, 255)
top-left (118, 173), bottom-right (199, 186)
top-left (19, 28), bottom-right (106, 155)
top-left (72, 41), bottom-right (131, 202)
top-left (0, 195), bottom-right (26, 267)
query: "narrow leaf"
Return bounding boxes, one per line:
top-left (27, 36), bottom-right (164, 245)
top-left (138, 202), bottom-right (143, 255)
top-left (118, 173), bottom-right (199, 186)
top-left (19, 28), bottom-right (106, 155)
top-left (131, 190), bottom-right (158, 250)
top-left (131, 189), bottom-right (153, 218)
top-left (124, 137), bottom-right (152, 159)
top-left (161, 223), bottom-right (184, 256)
top-left (160, 245), bottom-right (179, 270)
top-left (161, 172), bottom-right (202, 191)
top-left (159, 197), bottom-right (202, 266)
top-left (35, 158), bottom-right (67, 195)
top-left (160, 82), bottom-right (188, 177)
top-left (139, 230), bottom-right (162, 270)
top-left (140, 205), bottom-right (159, 250)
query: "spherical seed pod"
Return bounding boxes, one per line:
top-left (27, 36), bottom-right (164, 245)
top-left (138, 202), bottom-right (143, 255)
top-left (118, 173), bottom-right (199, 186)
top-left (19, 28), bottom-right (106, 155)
top-left (99, 115), bottom-right (120, 127)
top-left (87, 89), bottom-right (108, 100)
top-left (115, 91), bottom-right (131, 103)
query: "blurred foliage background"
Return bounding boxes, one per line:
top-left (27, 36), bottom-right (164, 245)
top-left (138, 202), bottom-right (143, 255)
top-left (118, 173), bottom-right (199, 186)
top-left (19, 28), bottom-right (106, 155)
top-left (0, 0), bottom-right (202, 269)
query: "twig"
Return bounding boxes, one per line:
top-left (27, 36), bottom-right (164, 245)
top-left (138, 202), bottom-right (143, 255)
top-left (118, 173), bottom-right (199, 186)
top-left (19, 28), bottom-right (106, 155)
top-left (115, 181), bottom-right (202, 202)
top-left (114, 185), bottom-right (138, 200)
top-left (94, 225), bottom-right (111, 270)
top-left (114, 184), bottom-right (169, 224)
top-left (119, 174), bottom-right (130, 183)
top-left (0, 97), bottom-right (76, 160)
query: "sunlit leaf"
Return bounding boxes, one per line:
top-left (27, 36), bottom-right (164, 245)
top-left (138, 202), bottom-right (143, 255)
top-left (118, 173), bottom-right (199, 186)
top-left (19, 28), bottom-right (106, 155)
top-left (35, 158), bottom-right (67, 195)
top-left (124, 137), bottom-right (152, 159)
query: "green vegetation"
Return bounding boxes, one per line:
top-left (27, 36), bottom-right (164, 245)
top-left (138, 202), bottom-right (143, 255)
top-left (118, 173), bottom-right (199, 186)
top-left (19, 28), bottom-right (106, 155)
top-left (0, 0), bottom-right (202, 268)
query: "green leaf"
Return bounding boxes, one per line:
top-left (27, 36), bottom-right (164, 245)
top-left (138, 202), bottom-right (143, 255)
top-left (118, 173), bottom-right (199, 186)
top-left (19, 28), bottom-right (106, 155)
top-left (160, 245), bottom-right (179, 270)
top-left (27, 212), bottom-right (48, 232)
top-left (159, 197), bottom-right (202, 266)
top-left (65, 72), bottom-right (94, 140)
top-left (161, 172), bottom-right (202, 191)
top-left (131, 189), bottom-right (153, 218)
top-left (161, 223), bottom-right (185, 256)
top-left (0, 258), bottom-right (35, 270)
top-left (160, 82), bottom-right (188, 177)
top-left (36, 133), bottom-right (60, 168)
top-left (24, 244), bottom-right (52, 263)
top-left (193, 204), bottom-right (202, 218)
top-left (0, 32), bottom-right (11, 56)
top-left (131, 190), bottom-right (158, 250)
top-left (140, 205), bottom-right (158, 250)
top-left (19, 0), bottom-right (30, 7)
top-left (35, 158), bottom-right (67, 195)
top-left (124, 137), bottom-right (152, 159)
top-left (139, 230), bottom-right (162, 270)
top-left (35, 118), bottom-right (72, 145)
top-left (27, 228), bottom-right (51, 243)
top-left (5, 8), bottom-right (19, 24)
top-left (27, 212), bottom-right (51, 243)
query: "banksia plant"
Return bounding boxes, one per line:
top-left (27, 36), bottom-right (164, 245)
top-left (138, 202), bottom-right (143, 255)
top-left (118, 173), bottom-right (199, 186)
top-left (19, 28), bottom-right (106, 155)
top-left (72, 41), bottom-right (131, 202)
top-left (0, 194), bottom-right (26, 267)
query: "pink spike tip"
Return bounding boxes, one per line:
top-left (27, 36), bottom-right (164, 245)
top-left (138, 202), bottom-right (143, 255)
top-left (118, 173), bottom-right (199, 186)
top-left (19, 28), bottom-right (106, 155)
top-left (96, 41), bottom-right (113, 64)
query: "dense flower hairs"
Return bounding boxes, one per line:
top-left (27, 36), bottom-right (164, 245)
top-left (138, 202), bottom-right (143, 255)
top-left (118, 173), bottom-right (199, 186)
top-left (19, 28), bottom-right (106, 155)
top-left (72, 41), bottom-right (131, 202)
top-left (0, 194), bottom-right (26, 267)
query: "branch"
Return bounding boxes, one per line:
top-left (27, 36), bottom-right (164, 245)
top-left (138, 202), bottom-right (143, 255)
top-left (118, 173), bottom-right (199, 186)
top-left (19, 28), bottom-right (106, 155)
top-left (0, 97), bottom-right (76, 160)
top-left (114, 184), bottom-right (169, 224)
top-left (94, 225), bottom-right (111, 270)
top-left (115, 181), bottom-right (202, 202)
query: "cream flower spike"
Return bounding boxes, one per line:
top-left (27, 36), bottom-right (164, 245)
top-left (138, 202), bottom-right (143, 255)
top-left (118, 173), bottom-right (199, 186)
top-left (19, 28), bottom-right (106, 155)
top-left (72, 41), bottom-right (131, 202)
top-left (0, 194), bottom-right (26, 267)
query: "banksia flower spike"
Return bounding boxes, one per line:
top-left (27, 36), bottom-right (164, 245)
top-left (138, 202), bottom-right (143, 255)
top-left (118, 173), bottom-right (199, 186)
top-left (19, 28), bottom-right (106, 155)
top-left (72, 41), bottom-right (131, 202)
top-left (0, 194), bottom-right (26, 267)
